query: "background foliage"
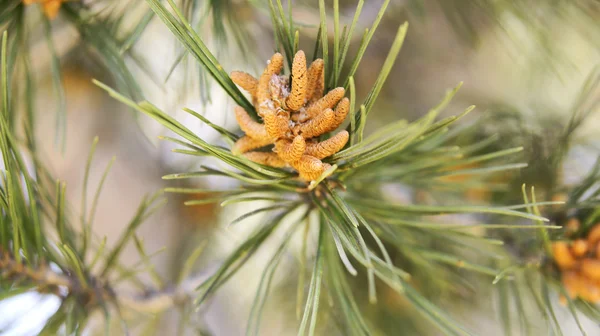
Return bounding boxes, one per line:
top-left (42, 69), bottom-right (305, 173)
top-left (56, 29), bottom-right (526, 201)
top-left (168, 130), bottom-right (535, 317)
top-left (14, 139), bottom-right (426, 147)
top-left (0, 0), bottom-right (599, 335)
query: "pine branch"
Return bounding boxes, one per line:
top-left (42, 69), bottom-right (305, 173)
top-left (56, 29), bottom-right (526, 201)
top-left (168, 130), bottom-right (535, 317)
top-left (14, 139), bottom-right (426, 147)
top-left (0, 248), bottom-right (71, 289)
top-left (94, 1), bottom-right (568, 334)
top-left (3, 0), bottom-right (599, 334)
top-left (0, 247), bottom-right (215, 315)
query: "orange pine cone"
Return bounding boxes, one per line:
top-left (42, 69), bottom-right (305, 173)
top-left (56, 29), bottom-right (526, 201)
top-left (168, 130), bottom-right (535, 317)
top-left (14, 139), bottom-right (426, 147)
top-left (261, 108), bottom-right (289, 139)
top-left (257, 53), bottom-right (284, 104)
top-left (234, 106), bottom-right (268, 140)
top-left (581, 259), bottom-right (600, 281)
top-left (232, 135), bottom-right (273, 155)
top-left (23, 0), bottom-right (65, 19)
top-left (286, 51), bottom-right (308, 111)
top-left (306, 59), bottom-right (324, 102)
top-left (292, 155), bottom-right (325, 181)
top-left (243, 152), bottom-right (286, 168)
top-left (304, 87), bottom-right (345, 121)
top-left (552, 241), bottom-right (577, 270)
top-left (231, 71), bottom-right (259, 98)
top-left (294, 108), bottom-right (336, 139)
top-left (305, 131), bottom-right (349, 159)
top-left (274, 136), bottom-right (306, 163)
top-left (587, 223), bottom-right (600, 246)
top-left (571, 239), bottom-right (589, 257)
top-left (333, 97), bottom-right (350, 126)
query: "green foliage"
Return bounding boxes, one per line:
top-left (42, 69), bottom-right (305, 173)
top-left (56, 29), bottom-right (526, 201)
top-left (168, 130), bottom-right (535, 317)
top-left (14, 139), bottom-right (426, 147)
top-left (92, 1), bottom-right (577, 334)
top-left (1, 0), bottom-right (599, 335)
top-left (0, 0), bottom-right (152, 150)
top-left (0, 29), bottom-right (206, 334)
top-left (406, 0), bottom-right (600, 80)
top-left (473, 65), bottom-right (600, 335)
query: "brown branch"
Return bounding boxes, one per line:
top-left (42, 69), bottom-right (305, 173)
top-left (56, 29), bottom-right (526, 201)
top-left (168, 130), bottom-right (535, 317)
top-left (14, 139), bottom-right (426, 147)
top-left (0, 250), bottom-right (214, 314)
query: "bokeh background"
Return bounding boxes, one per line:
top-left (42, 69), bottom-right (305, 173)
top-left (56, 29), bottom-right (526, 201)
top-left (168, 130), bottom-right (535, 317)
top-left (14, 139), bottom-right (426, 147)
top-left (1, 0), bottom-right (599, 335)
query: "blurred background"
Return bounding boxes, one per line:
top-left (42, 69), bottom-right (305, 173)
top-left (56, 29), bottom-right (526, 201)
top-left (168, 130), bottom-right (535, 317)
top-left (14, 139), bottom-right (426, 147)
top-left (1, 0), bottom-right (599, 335)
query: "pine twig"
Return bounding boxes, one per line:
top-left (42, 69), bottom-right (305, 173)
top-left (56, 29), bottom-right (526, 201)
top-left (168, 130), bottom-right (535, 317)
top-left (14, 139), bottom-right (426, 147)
top-left (0, 248), bottom-right (216, 314)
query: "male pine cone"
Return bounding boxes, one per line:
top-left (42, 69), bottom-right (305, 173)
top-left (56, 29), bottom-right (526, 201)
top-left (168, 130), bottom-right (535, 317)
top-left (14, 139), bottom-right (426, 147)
top-left (230, 51), bottom-right (349, 181)
top-left (22, 0), bottom-right (66, 19)
top-left (553, 222), bottom-right (600, 304)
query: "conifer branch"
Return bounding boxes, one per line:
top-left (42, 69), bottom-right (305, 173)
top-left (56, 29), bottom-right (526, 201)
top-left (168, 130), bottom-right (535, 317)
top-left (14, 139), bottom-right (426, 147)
top-left (0, 247), bottom-right (213, 314)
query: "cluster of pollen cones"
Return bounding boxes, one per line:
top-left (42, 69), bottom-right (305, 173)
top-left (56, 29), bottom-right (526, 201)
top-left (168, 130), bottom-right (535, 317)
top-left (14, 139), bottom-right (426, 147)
top-left (230, 51), bottom-right (350, 181)
top-left (553, 222), bottom-right (600, 303)
top-left (23, 0), bottom-right (66, 19)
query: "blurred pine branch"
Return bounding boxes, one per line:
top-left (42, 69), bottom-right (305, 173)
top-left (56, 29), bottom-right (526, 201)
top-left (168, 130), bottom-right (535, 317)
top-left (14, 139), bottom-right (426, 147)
top-left (1, 0), bottom-right (600, 335)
